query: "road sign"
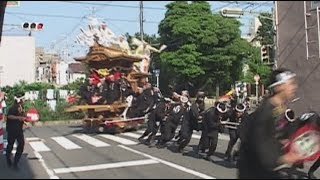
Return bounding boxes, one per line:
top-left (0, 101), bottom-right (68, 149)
top-left (26, 108), bottom-right (40, 122)
top-left (6, 1), bottom-right (20, 7)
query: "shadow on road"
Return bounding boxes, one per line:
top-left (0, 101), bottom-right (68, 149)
top-left (0, 153), bottom-right (36, 179)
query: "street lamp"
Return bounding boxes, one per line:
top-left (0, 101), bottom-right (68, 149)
top-left (220, 7), bottom-right (244, 18)
top-left (220, 7), bottom-right (274, 20)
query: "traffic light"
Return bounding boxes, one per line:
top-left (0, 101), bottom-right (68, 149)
top-left (220, 7), bottom-right (244, 18)
top-left (22, 22), bottom-right (44, 31)
top-left (261, 45), bottom-right (270, 63)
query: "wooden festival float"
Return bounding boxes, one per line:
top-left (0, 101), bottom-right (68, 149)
top-left (65, 17), bottom-right (166, 134)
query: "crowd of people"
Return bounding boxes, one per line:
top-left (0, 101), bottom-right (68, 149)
top-left (2, 68), bottom-right (319, 178)
top-left (128, 68), bottom-right (318, 179)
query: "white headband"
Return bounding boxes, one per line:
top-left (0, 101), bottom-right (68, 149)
top-left (236, 104), bottom-right (246, 113)
top-left (285, 109), bottom-right (295, 122)
top-left (217, 103), bottom-right (228, 113)
top-left (180, 96), bottom-right (189, 103)
top-left (269, 71), bottom-right (296, 88)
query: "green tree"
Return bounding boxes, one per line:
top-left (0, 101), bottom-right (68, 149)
top-left (255, 12), bottom-right (275, 46)
top-left (241, 46), bottom-right (272, 85)
top-left (158, 1), bottom-right (256, 95)
top-left (244, 12), bottom-right (274, 85)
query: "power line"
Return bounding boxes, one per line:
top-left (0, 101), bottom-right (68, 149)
top-left (5, 12), bottom-right (160, 24)
top-left (54, 1), bottom-right (166, 10)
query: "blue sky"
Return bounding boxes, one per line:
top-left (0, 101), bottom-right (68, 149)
top-left (3, 1), bottom-right (272, 58)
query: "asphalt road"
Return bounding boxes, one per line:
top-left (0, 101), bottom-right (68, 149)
top-left (0, 124), bottom-right (318, 179)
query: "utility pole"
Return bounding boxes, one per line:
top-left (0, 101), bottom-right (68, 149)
top-left (139, 1), bottom-right (144, 41)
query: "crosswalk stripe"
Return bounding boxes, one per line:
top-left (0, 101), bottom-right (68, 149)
top-left (121, 132), bottom-right (141, 139)
top-left (137, 129), bottom-right (230, 141)
top-left (73, 134), bottom-right (110, 147)
top-left (51, 137), bottom-right (82, 150)
top-left (137, 130), bottom-right (145, 134)
top-left (136, 130), bottom-right (161, 137)
top-left (99, 134), bottom-right (137, 145)
top-left (29, 141), bottom-right (51, 152)
top-left (3, 141), bottom-right (17, 154)
top-left (191, 134), bottom-right (201, 139)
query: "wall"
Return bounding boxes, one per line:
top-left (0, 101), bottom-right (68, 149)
top-left (0, 36), bottom-right (36, 86)
top-left (276, 1), bottom-right (320, 115)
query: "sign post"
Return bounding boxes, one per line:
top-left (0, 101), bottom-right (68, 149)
top-left (254, 74), bottom-right (260, 103)
top-left (153, 69), bottom-right (160, 88)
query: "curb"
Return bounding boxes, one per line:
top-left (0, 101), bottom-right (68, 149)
top-left (29, 119), bottom-right (84, 127)
top-left (28, 119), bottom-right (148, 128)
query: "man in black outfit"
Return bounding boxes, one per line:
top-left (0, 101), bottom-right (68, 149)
top-left (6, 96), bottom-right (27, 170)
top-left (177, 91), bottom-right (205, 154)
top-left (201, 102), bottom-right (228, 161)
top-left (224, 103), bottom-right (248, 162)
top-left (238, 69), bottom-right (304, 179)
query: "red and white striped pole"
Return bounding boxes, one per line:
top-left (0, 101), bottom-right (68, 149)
top-left (0, 102), bottom-right (3, 153)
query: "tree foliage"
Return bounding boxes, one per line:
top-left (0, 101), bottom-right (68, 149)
top-left (157, 1), bottom-right (258, 95)
top-left (255, 12), bottom-right (275, 46)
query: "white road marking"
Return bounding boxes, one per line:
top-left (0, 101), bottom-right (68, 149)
top-left (73, 134), bottom-right (110, 147)
top-left (51, 137), bottom-right (82, 150)
top-left (119, 145), bottom-right (216, 179)
top-left (53, 159), bottom-right (159, 174)
top-left (137, 129), bottom-right (230, 141)
top-left (29, 141), bottom-right (51, 152)
top-left (99, 134), bottom-right (137, 145)
top-left (121, 132), bottom-right (141, 139)
top-left (136, 130), bottom-right (164, 137)
top-left (191, 134), bottom-right (201, 139)
top-left (137, 130), bottom-right (145, 134)
top-left (3, 140), bottom-right (17, 154)
top-left (34, 150), bottom-right (59, 179)
top-left (26, 137), bottom-right (41, 141)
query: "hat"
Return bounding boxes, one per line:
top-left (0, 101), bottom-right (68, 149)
top-left (196, 91), bottom-right (205, 97)
top-left (89, 74), bottom-right (101, 85)
top-left (285, 109), bottom-right (295, 122)
top-left (14, 94), bottom-right (25, 104)
top-left (269, 69), bottom-right (296, 88)
top-left (216, 102), bottom-right (228, 113)
top-left (181, 90), bottom-right (189, 97)
top-left (235, 103), bottom-right (246, 113)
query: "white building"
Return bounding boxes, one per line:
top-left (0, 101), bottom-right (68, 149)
top-left (67, 63), bottom-right (86, 83)
top-left (242, 17), bottom-right (262, 47)
top-left (0, 36), bottom-right (36, 86)
top-left (56, 61), bottom-right (69, 85)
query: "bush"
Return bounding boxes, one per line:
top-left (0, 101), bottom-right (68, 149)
top-left (23, 99), bottom-right (85, 121)
top-left (2, 81), bottom-right (85, 121)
